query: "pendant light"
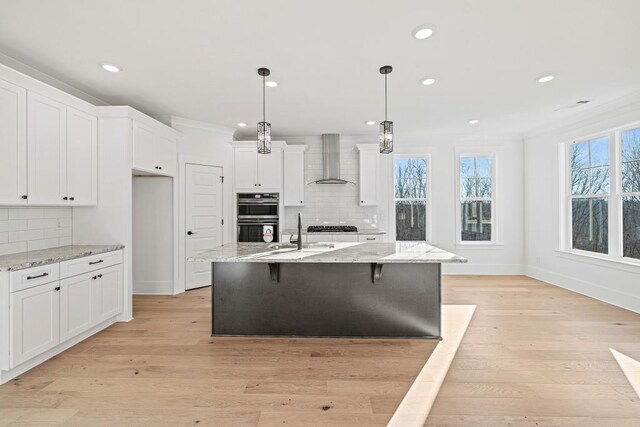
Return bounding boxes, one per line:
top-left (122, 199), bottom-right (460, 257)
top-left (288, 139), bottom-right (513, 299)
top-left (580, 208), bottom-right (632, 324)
top-left (257, 67), bottom-right (271, 154)
top-left (379, 65), bottom-right (393, 154)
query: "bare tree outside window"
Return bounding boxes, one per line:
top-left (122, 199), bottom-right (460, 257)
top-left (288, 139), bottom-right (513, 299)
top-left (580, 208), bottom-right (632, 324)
top-left (570, 136), bottom-right (610, 254)
top-left (621, 128), bottom-right (640, 259)
top-left (460, 156), bottom-right (493, 241)
top-left (394, 157), bottom-right (428, 241)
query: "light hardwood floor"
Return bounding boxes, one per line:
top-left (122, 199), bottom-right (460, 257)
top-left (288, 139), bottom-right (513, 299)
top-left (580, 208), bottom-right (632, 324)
top-left (1, 275), bottom-right (640, 426)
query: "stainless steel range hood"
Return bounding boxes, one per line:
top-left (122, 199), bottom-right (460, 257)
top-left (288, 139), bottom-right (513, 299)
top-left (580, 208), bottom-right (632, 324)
top-left (314, 134), bottom-right (352, 184)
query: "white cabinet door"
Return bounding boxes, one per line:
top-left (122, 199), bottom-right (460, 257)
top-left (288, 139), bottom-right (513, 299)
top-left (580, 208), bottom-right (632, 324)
top-left (10, 281), bottom-right (60, 367)
top-left (0, 79), bottom-right (27, 205)
top-left (60, 273), bottom-right (94, 342)
top-left (234, 147), bottom-right (259, 190)
top-left (93, 264), bottom-right (122, 323)
top-left (358, 234), bottom-right (382, 242)
top-left (66, 107), bottom-right (97, 205)
top-left (27, 92), bottom-right (67, 205)
top-left (283, 149), bottom-right (304, 206)
top-left (332, 235), bottom-right (358, 242)
top-left (133, 123), bottom-right (156, 172)
top-left (155, 136), bottom-right (177, 176)
top-left (359, 148), bottom-right (379, 206)
top-left (257, 147), bottom-right (283, 189)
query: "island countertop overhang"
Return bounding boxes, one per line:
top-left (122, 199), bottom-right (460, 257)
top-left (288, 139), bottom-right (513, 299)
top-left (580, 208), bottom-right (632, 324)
top-left (189, 242), bottom-right (467, 264)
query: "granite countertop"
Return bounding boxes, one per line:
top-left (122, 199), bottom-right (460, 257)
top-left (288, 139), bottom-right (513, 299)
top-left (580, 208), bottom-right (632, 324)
top-left (0, 245), bottom-right (125, 271)
top-left (189, 242), bottom-right (467, 264)
top-left (281, 228), bottom-right (386, 235)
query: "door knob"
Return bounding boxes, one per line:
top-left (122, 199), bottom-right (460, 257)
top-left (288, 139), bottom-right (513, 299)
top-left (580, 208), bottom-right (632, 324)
top-left (187, 231), bottom-right (196, 235)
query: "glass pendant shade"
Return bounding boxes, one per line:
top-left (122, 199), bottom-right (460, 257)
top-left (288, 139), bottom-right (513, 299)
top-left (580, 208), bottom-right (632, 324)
top-left (257, 121), bottom-right (271, 154)
top-left (380, 120), bottom-right (393, 154)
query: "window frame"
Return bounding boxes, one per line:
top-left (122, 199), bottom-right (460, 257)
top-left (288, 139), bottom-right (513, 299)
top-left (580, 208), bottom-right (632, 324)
top-left (455, 148), bottom-right (500, 246)
top-left (391, 154), bottom-right (432, 243)
top-left (560, 122), bottom-right (640, 265)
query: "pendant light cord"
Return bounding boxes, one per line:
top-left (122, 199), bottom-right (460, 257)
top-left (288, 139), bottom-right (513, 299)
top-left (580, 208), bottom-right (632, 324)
top-left (384, 73), bottom-right (388, 121)
top-left (262, 75), bottom-right (266, 123)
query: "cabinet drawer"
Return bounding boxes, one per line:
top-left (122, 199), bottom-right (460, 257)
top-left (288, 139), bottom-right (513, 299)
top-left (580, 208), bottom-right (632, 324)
top-left (358, 234), bottom-right (382, 242)
top-left (10, 263), bottom-right (60, 293)
top-left (60, 250), bottom-right (123, 279)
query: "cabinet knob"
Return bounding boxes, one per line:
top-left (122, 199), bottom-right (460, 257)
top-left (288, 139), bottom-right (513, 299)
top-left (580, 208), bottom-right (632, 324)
top-left (92, 276), bottom-right (97, 280)
top-left (187, 231), bottom-right (196, 236)
top-left (54, 286), bottom-right (60, 291)
top-left (300, 201), bottom-right (303, 204)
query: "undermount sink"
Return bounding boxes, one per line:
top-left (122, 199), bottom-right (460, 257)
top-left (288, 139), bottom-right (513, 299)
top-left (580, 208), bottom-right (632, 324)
top-left (268, 243), bottom-right (336, 250)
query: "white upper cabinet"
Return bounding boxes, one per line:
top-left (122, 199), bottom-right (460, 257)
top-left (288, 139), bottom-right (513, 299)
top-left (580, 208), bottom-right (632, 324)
top-left (27, 92), bottom-right (67, 205)
top-left (257, 147), bottom-right (283, 189)
top-left (357, 144), bottom-right (379, 206)
top-left (0, 79), bottom-right (27, 205)
top-left (233, 144), bottom-right (283, 190)
top-left (66, 107), bottom-right (97, 205)
top-left (233, 147), bottom-right (258, 189)
top-left (133, 122), bottom-right (177, 176)
top-left (283, 146), bottom-right (306, 206)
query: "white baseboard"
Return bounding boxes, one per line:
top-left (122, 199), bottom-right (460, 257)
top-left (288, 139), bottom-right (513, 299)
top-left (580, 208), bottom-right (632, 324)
top-left (0, 315), bottom-right (119, 385)
top-left (526, 265), bottom-right (640, 314)
top-left (132, 280), bottom-right (173, 295)
top-left (443, 263), bottom-right (524, 275)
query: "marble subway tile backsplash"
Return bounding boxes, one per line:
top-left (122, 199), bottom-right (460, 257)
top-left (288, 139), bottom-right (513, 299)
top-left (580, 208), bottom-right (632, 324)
top-left (0, 208), bottom-right (73, 255)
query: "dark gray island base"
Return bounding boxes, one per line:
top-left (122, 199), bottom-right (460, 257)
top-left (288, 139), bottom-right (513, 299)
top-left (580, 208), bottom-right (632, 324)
top-left (212, 262), bottom-right (441, 338)
top-left (189, 242), bottom-right (467, 339)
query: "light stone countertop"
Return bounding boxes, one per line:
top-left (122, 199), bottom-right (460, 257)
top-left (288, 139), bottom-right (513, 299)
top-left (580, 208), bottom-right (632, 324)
top-left (189, 242), bottom-right (467, 264)
top-left (0, 245), bottom-right (125, 271)
top-left (281, 229), bottom-right (386, 235)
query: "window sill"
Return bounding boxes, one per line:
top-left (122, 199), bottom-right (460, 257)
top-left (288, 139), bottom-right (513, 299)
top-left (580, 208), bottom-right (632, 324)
top-left (455, 242), bottom-right (505, 250)
top-left (555, 249), bottom-right (640, 273)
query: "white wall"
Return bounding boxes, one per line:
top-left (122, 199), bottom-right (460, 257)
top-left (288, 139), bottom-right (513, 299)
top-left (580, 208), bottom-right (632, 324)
top-left (0, 207), bottom-right (72, 255)
top-left (171, 117), bottom-right (235, 292)
top-left (132, 176), bottom-right (174, 294)
top-left (524, 93), bottom-right (640, 313)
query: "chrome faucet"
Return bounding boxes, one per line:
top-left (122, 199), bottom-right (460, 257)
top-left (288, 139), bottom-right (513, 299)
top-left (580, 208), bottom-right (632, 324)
top-left (290, 212), bottom-right (303, 250)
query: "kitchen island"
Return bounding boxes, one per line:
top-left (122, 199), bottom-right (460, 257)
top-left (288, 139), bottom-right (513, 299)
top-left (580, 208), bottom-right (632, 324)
top-left (189, 242), bottom-right (466, 339)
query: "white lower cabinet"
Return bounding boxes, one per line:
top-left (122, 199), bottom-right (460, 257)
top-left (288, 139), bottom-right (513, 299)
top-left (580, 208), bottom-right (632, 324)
top-left (3, 251), bottom-right (123, 374)
top-left (93, 264), bottom-right (122, 323)
top-left (10, 281), bottom-right (60, 367)
top-left (60, 273), bottom-right (94, 342)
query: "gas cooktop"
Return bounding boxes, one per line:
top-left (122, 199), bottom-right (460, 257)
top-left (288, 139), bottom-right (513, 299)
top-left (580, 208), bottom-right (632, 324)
top-left (307, 225), bottom-right (358, 233)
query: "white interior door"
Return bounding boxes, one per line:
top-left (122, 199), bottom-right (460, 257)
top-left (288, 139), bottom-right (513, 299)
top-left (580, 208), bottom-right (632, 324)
top-left (186, 164), bottom-right (223, 290)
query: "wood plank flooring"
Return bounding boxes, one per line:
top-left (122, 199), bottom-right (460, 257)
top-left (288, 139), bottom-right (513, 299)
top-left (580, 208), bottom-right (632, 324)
top-left (1, 275), bottom-right (640, 426)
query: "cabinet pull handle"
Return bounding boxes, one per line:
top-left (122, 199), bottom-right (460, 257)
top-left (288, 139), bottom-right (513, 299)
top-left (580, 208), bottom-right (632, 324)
top-left (98, 274), bottom-right (103, 278)
top-left (92, 276), bottom-right (97, 280)
top-left (63, 197), bottom-right (68, 200)
top-left (69, 197), bottom-right (75, 201)
top-left (54, 286), bottom-right (60, 291)
top-left (366, 238), bottom-right (375, 241)
top-left (26, 272), bottom-right (49, 280)
top-left (89, 260), bottom-right (104, 265)
top-left (21, 195), bottom-right (27, 200)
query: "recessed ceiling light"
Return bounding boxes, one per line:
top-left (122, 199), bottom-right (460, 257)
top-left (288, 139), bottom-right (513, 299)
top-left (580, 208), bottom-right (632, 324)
top-left (100, 63), bottom-right (121, 73)
top-left (412, 25), bottom-right (434, 40)
top-left (537, 74), bottom-right (555, 83)
top-left (237, 122), bottom-right (247, 127)
top-left (265, 81), bottom-right (278, 87)
top-left (420, 78), bottom-right (436, 85)
top-left (468, 119), bottom-right (479, 124)
top-left (365, 120), bottom-right (376, 125)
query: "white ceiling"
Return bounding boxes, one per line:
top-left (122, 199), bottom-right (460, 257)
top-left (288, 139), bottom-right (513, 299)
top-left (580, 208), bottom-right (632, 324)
top-left (1, 0), bottom-right (639, 139)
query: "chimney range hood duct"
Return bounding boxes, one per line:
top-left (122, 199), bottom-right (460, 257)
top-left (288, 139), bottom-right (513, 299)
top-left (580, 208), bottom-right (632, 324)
top-left (314, 134), bottom-right (353, 184)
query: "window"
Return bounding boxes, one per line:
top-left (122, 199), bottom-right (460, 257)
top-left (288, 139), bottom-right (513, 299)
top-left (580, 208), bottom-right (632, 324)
top-left (621, 127), bottom-right (640, 260)
top-left (459, 155), bottom-right (493, 242)
top-left (569, 136), bottom-right (610, 254)
top-left (394, 157), bottom-right (429, 241)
